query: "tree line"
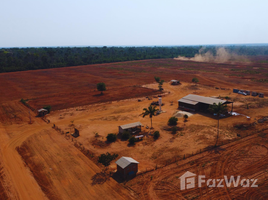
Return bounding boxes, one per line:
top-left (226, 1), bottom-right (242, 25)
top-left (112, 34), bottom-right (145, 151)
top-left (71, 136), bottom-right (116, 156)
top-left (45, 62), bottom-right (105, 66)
top-left (1, 45), bottom-right (268, 73)
top-left (0, 46), bottom-right (199, 73)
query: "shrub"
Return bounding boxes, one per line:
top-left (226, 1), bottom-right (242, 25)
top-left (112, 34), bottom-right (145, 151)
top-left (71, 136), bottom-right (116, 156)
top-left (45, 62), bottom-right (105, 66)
top-left (98, 152), bottom-right (118, 166)
top-left (129, 136), bottom-right (137, 145)
top-left (168, 117), bottom-right (178, 126)
top-left (106, 133), bottom-right (117, 142)
top-left (20, 98), bottom-right (26, 104)
top-left (153, 131), bottom-right (160, 139)
top-left (43, 105), bottom-right (51, 113)
top-left (154, 76), bottom-right (160, 83)
top-left (121, 130), bottom-right (130, 140)
top-left (192, 77), bottom-right (199, 84)
top-left (171, 126), bottom-right (177, 134)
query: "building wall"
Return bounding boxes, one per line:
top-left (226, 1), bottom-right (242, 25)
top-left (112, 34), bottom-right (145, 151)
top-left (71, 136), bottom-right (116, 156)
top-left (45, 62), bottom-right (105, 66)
top-left (178, 102), bottom-right (197, 111)
top-left (117, 163), bottom-right (138, 179)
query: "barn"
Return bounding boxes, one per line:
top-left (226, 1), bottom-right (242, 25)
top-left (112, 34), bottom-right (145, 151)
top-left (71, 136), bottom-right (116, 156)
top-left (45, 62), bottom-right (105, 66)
top-left (116, 157), bottom-right (139, 179)
top-left (119, 122), bottom-right (142, 134)
top-left (178, 94), bottom-right (233, 112)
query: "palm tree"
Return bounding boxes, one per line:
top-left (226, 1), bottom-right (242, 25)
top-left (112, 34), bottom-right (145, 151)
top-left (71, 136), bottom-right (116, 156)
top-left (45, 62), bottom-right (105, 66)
top-left (183, 114), bottom-right (188, 122)
top-left (141, 105), bottom-right (158, 129)
top-left (183, 114), bottom-right (188, 126)
top-left (209, 102), bottom-right (227, 146)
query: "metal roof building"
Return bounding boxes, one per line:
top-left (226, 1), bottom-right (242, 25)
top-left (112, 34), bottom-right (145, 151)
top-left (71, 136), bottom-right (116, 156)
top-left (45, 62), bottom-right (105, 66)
top-left (178, 94), bottom-right (233, 112)
top-left (116, 157), bottom-right (139, 179)
top-left (116, 157), bottom-right (139, 169)
top-left (119, 122), bottom-right (143, 134)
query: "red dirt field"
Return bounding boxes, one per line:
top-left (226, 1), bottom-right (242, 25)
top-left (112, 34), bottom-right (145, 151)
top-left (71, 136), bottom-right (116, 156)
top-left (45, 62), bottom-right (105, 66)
top-left (1, 58), bottom-right (268, 199)
top-left (126, 131), bottom-right (268, 199)
top-left (1, 58), bottom-right (268, 111)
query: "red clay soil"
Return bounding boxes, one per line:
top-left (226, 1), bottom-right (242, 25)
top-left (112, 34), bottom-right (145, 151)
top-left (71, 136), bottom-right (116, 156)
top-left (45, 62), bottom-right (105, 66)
top-left (16, 143), bottom-right (62, 200)
top-left (126, 131), bottom-right (268, 199)
top-left (0, 166), bottom-right (9, 200)
top-left (1, 58), bottom-right (268, 111)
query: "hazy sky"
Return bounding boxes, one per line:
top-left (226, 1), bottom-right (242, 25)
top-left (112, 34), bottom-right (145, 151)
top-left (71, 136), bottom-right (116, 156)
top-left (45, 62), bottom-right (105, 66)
top-left (1, 0), bottom-right (268, 47)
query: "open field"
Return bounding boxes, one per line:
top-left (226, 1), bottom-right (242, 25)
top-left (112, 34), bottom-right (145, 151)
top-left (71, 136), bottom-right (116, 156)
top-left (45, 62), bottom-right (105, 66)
top-left (1, 58), bottom-right (268, 111)
top-left (0, 58), bottom-right (268, 199)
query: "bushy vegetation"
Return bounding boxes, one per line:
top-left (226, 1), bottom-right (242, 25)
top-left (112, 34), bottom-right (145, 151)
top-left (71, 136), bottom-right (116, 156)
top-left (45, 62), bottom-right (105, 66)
top-left (192, 77), bottom-right (199, 84)
top-left (98, 152), bottom-right (118, 166)
top-left (128, 136), bottom-right (137, 145)
top-left (171, 126), bottom-right (177, 134)
top-left (43, 105), bottom-right (51, 113)
top-left (121, 130), bottom-right (131, 140)
top-left (153, 131), bottom-right (160, 139)
top-left (168, 116), bottom-right (178, 126)
top-left (106, 133), bottom-right (117, 142)
top-left (154, 76), bottom-right (160, 83)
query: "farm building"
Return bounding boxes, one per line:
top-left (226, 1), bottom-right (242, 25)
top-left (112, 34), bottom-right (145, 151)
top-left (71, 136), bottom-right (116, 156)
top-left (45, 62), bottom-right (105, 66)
top-left (116, 157), bottom-right (139, 179)
top-left (170, 80), bottom-right (180, 85)
top-left (233, 89), bottom-right (239, 93)
top-left (37, 108), bottom-right (48, 117)
top-left (259, 93), bottom-right (264, 98)
top-left (119, 122), bottom-right (142, 134)
top-left (252, 91), bottom-right (258, 96)
top-left (178, 94), bottom-right (233, 112)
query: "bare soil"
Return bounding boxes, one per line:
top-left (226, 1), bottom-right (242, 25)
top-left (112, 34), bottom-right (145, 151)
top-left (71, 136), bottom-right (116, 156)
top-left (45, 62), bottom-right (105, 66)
top-left (1, 58), bottom-right (268, 199)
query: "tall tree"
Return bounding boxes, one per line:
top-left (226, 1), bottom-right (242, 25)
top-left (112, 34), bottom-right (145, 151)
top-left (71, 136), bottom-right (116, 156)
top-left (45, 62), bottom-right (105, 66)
top-left (97, 82), bottom-right (106, 95)
top-left (209, 102), bottom-right (227, 146)
top-left (141, 105), bottom-right (158, 129)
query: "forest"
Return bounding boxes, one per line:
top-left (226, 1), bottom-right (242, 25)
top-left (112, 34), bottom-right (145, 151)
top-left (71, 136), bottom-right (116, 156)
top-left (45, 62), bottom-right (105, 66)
top-left (0, 45), bottom-right (268, 73)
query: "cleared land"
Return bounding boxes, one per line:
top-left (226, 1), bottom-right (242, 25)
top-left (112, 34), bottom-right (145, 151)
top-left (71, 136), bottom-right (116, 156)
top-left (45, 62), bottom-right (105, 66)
top-left (0, 58), bottom-right (268, 199)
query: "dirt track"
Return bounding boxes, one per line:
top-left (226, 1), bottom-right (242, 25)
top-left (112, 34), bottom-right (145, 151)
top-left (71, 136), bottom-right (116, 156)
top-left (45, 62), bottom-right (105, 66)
top-left (1, 58), bottom-right (268, 199)
top-left (126, 132), bottom-right (268, 199)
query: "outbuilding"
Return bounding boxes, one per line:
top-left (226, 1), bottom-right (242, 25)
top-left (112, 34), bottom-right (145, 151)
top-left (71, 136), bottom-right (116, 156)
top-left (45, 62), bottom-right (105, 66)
top-left (37, 108), bottom-right (48, 117)
top-left (170, 80), bottom-right (180, 85)
top-left (119, 122), bottom-right (142, 134)
top-left (259, 93), bottom-right (264, 98)
top-left (116, 157), bottom-right (139, 179)
top-left (178, 94), bottom-right (233, 112)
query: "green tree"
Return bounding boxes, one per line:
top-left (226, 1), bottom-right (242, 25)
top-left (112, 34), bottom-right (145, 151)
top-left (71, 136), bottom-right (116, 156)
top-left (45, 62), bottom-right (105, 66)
top-left (209, 102), bottom-right (228, 146)
top-left (121, 130), bottom-right (130, 140)
top-left (158, 80), bottom-right (164, 91)
top-left (168, 116), bottom-right (178, 126)
top-left (106, 133), bottom-right (117, 142)
top-left (153, 131), bottom-right (160, 139)
top-left (98, 152), bottom-right (118, 166)
top-left (141, 105), bottom-right (159, 129)
top-left (97, 82), bottom-right (106, 95)
top-left (171, 126), bottom-right (177, 134)
top-left (128, 136), bottom-right (136, 145)
top-left (192, 77), bottom-right (199, 84)
top-left (154, 76), bottom-right (160, 83)
top-left (43, 105), bottom-right (51, 113)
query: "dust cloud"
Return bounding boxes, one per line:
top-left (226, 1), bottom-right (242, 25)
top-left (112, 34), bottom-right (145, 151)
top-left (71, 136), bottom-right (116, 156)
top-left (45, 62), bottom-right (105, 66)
top-left (175, 47), bottom-right (249, 63)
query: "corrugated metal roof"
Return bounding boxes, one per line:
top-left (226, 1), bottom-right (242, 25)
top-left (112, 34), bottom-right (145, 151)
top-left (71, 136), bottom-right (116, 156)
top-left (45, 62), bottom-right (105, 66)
top-left (38, 108), bottom-right (48, 112)
top-left (178, 98), bottom-right (199, 105)
top-left (178, 94), bottom-right (227, 105)
top-left (116, 157), bottom-right (139, 169)
top-left (119, 122), bottom-right (143, 130)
